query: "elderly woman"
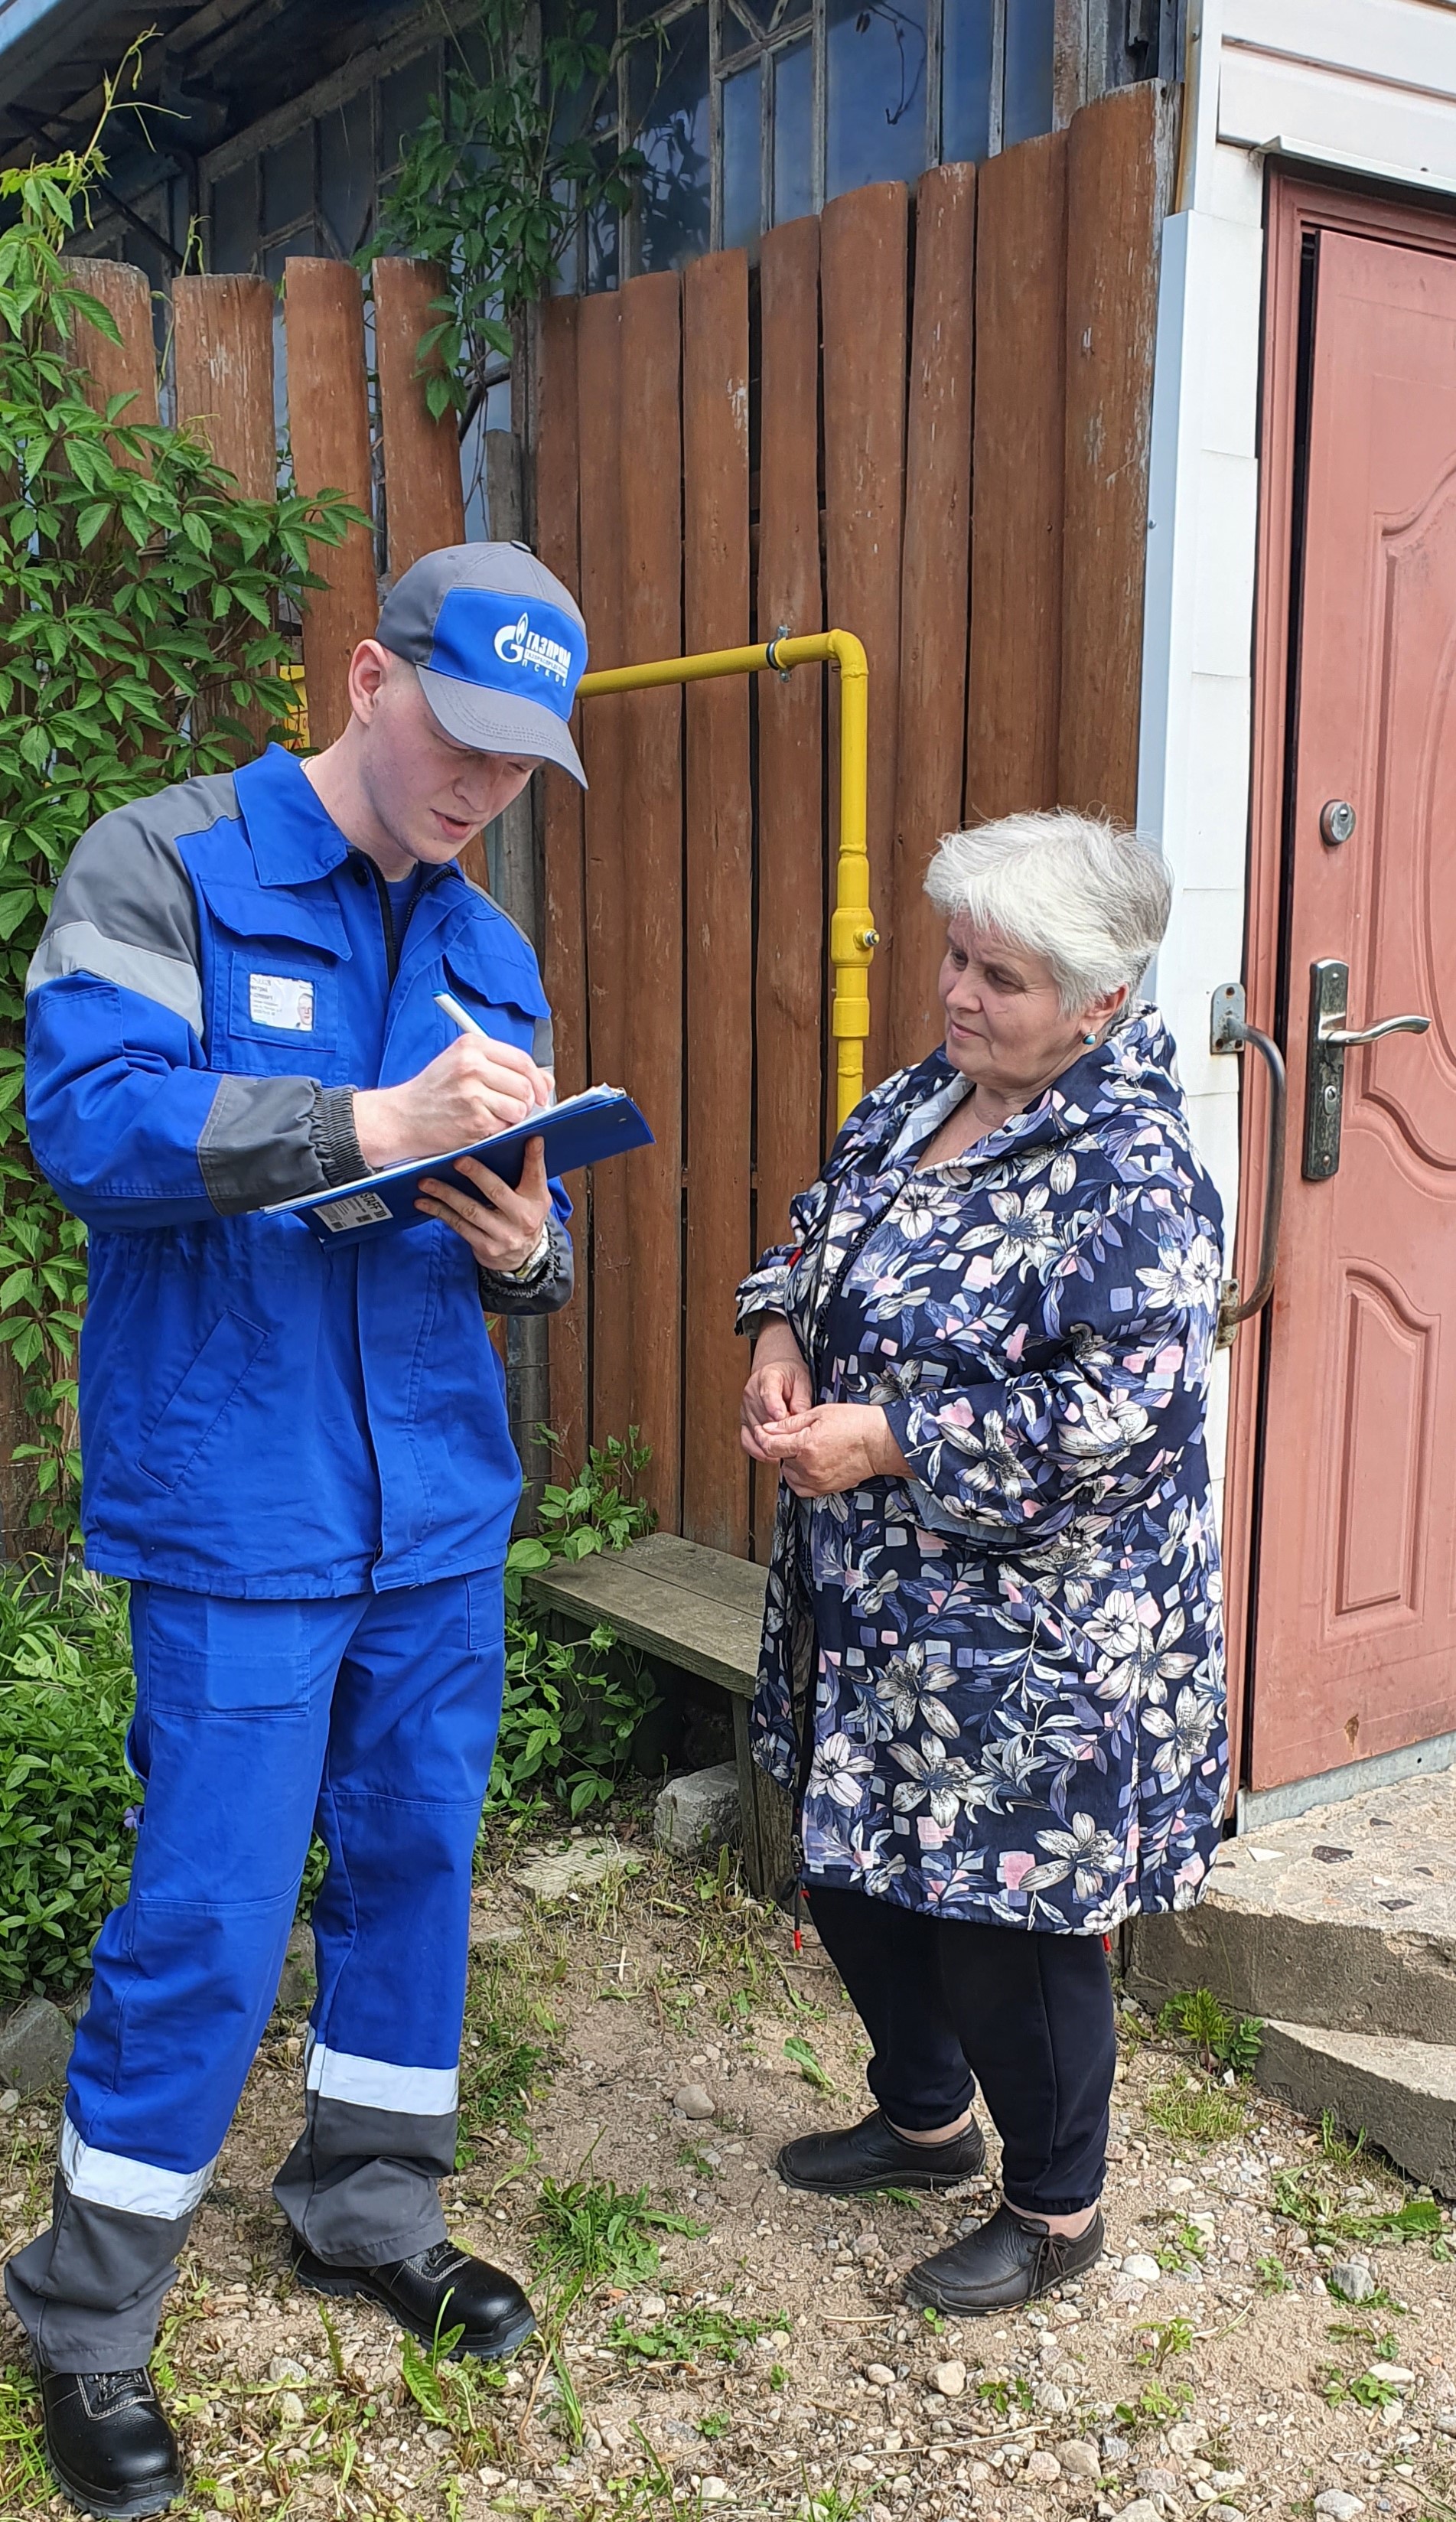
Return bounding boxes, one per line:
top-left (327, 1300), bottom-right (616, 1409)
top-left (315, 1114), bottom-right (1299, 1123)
top-left (737, 809), bottom-right (1226, 2315)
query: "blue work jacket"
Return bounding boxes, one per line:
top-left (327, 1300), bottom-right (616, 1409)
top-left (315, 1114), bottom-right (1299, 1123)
top-left (24, 745), bottom-right (571, 1598)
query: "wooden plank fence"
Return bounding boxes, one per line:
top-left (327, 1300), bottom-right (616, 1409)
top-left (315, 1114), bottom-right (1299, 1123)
top-left (41, 77), bottom-right (1173, 1568)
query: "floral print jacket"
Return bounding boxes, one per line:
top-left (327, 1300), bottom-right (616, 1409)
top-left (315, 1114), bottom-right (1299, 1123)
top-left (735, 1006), bottom-right (1228, 1934)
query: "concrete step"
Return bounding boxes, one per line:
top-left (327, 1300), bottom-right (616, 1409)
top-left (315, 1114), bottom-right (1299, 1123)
top-left (1256, 2020), bottom-right (1456, 2197)
top-left (1125, 1768), bottom-right (1456, 2045)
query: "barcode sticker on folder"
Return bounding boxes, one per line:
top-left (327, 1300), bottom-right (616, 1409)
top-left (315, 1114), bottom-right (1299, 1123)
top-left (314, 1191), bottom-right (392, 1233)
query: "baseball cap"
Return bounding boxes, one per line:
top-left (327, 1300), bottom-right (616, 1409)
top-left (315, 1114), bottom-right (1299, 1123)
top-left (376, 542), bottom-right (588, 786)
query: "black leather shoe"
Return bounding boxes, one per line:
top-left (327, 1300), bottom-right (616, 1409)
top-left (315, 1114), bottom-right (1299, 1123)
top-left (906, 2200), bottom-right (1105, 2314)
top-left (40, 2367), bottom-right (184, 2518)
top-left (777, 2106), bottom-right (986, 2197)
top-left (292, 2237), bottom-right (536, 2361)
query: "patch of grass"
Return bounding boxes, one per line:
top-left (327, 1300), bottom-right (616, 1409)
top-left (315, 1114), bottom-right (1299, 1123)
top-left (1114, 2379), bottom-right (1193, 2436)
top-left (607, 2305), bottom-right (780, 2369)
top-left (1272, 2169), bottom-right (1444, 2250)
top-left (976, 2375), bottom-right (1035, 2417)
top-left (1319, 2110), bottom-right (1368, 2170)
top-left (533, 2175), bottom-right (705, 2294)
top-left (783, 2033), bottom-right (833, 2092)
top-left (455, 1940), bottom-right (562, 2161)
top-left (1320, 2365), bottom-right (1406, 2412)
top-left (677, 2143), bottom-right (717, 2179)
top-left (1151, 2215), bottom-right (1207, 2273)
top-left (1158, 1987), bottom-right (1264, 2075)
top-left (1327, 2322), bottom-right (1399, 2356)
top-left (800, 2491), bottom-right (862, 2522)
top-left (698, 2411), bottom-right (731, 2440)
top-left (769, 2362), bottom-right (788, 2390)
top-left (0, 2364), bottom-right (47, 2514)
top-left (1256, 2253), bottom-right (1294, 2294)
top-left (1137, 2318), bottom-right (1195, 2370)
top-left (1143, 2077), bottom-right (1249, 2144)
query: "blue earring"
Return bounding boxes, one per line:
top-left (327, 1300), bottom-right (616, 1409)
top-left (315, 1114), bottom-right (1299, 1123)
top-left (1083, 1031), bottom-right (1096, 1046)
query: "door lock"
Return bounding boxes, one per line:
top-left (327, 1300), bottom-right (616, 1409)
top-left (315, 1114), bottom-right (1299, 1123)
top-left (1301, 960), bottom-right (1430, 1179)
top-left (1320, 799), bottom-right (1357, 846)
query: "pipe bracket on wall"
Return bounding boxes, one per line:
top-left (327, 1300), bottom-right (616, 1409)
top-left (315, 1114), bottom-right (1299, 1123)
top-left (1210, 982), bottom-right (1288, 1347)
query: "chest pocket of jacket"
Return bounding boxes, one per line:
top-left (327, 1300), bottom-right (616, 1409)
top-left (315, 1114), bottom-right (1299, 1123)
top-left (440, 947), bottom-right (552, 1071)
top-left (196, 874), bottom-right (350, 1080)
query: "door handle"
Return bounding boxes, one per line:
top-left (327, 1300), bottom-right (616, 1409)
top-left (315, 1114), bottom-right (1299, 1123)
top-left (1302, 959), bottom-right (1430, 1180)
top-left (1210, 982), bottom-right (1287, 1344)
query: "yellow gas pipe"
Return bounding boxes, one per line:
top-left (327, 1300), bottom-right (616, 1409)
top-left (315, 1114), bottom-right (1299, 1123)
top-left (577, 628), bottom-right (874, 1128)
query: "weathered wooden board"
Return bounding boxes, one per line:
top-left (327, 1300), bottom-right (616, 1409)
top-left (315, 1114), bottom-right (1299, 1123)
top-left (173, 275), bottom-right (275, 496)
top-left (682, 250), bottom-right (754, 1556)
top-left (888, 162), bottom-right (976, 1070)
top-left (526, 1531), bottom-right (767, 1694)
top-left (754, 213), bottom-right (825, 1561)
top-left (576, 289), bottom-right (627, 1468)
top-left (821, 183), bottom-right (907, 1091)
top-left (68, 259), bottom-right (158, 437)
top-left (283, 259), bottom-right (376, 747)
top-left (373, 257), bottom-right (466, 570)
top-left (966, 128), bottom-right (1069, 821)
top-left (611, 271), bottom-right (684, 1529)
top-left (1059, 82), bottom-right (1177, 823)
top-left (536, 295), bottom-right (590, 1474)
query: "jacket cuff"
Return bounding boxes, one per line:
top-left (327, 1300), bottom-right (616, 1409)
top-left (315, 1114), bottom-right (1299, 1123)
top-left (478, 1216), bottom-right (575, 1317)
top-left (311, 1087), bottom-right (370, 1188)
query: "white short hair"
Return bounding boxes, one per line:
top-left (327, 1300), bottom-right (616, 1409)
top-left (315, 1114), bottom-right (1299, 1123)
top-left (924, 809), bottom-right (1172, 1015)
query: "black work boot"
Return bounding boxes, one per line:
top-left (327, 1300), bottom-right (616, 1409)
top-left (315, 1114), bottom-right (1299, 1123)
top-left (292, 2237), bottom-right (535, 2361)
top-left (777, 2106), bottom-right (986, 2197)
top-left (906, 2199), bottom-right (1105, 2314)
top-left (40, 2366), bottom-right (184, 2518)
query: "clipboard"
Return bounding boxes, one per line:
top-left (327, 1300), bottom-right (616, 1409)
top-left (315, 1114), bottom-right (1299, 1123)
top-left (265, 1084), bottom-right (653, 1250)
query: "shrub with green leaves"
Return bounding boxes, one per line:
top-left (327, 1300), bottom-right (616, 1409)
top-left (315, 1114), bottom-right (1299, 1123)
top-left (493, 1429), bottom-right (658, 1819)
top-left (0, 1565), bottom-right (135, 1997)
top-left (0, 112), bottom-right (357, 1519)
top-left (1157, 1986), bottom-right (1263, 2076)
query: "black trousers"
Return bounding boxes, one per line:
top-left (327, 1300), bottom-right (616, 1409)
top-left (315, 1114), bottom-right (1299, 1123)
top-left (806, 1885), bottom-right (1116, 2216)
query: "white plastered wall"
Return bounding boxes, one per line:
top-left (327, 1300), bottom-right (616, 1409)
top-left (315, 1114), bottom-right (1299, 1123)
top-left (1135, 0), bottom-right (1456, 1526)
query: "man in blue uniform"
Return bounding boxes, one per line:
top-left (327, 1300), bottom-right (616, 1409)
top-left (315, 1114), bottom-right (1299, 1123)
top-left (6, 543), bottom-right (588, 2518)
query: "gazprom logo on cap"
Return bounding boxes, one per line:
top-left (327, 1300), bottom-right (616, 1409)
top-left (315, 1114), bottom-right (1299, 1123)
top-left (493, 610), bottom-right (573, 687)
top-left (426, 585), bottom-right (586, 722)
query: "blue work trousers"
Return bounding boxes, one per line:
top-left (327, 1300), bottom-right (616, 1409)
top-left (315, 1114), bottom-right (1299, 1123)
top-left (5, 1570), bottom-right (504, 2371)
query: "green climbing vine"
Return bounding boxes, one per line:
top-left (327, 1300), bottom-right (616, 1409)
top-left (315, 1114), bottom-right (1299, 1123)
top-left (0, 97), bottom-right (360, 1531)
top-left (373, 0), bottom-right (653, 434)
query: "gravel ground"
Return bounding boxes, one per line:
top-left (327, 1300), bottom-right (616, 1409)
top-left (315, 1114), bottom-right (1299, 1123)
top-left (3, 1826), bottom-right (1455, 2522)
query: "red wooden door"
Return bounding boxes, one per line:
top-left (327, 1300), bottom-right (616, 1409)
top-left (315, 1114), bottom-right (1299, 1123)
top-left (1251, 228), bottom-right (1456, 1791)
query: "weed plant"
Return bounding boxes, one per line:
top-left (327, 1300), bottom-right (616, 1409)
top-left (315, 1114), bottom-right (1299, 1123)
top-left (1157, 1986), bottom-right (1264, 2075)
top-left (1143, 2077), bottom-right (1249, 2145)
top-left (532, 2174), bottom-right (705, 2296)
top-left (607, 2304), bottom-right (782, 2369)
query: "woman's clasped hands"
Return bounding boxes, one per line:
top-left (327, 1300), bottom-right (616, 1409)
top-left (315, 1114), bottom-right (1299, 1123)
top-left (739, 1317), bottom-right (907, 1497)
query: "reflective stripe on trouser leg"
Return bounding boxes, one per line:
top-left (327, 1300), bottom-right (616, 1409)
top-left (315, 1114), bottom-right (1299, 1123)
top-left (273, 1569), bottom-right (506, 2266)
top-left (5, 1586), bottom-right (361, 2370)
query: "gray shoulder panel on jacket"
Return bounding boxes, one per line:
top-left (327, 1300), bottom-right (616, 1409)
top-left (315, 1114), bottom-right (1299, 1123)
top-left (25, 773), bottom-right (238, 1038)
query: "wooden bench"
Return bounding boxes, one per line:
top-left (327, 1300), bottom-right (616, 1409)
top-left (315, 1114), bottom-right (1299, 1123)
top-left (523, 1532), bottom-right (795, 1898)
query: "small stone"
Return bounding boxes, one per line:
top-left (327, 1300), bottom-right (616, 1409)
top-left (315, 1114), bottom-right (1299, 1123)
top-left (1314, 2494), bottom-right (1366, 2520)
top-left (1028, 2452), bottom-right (1063, 2483)
top-left (1210, 2475), bottom-right (1245, 2494)
top-left (1034, 2380), bottom-right (1070, 2416)
top-left (268, 2357), bottom-right (308, 2384)
top-left (1102, 2436), bottom-right (1132, 2467)
top-left (1207, 2507), bottom-right (1244, 2522)
top-left (1121, 2253), bottom-right (1161, 2285)
top-left (0, 1996), bottom-right (72, 2097)
top-left (654, 1763), bottom-right (741, 1859)
top-left (1168, 2423), bottom-right (1209, 2458)
top-left (866, 2364), bottom-right (896, 2387)
top-left (273, 1922), bottom-right (315, 2014)
top-left (276, 2391), bottom-right (305, 2426)
top-left (515, 1836), bottom-right (637, 1898)
top-left (932, 2359), bottom-right (966, 2397)
top-left (638, 2293), bottom-right (668, 2318)
top-left (1434, 2412), bottom-right (1456, 2437)
top-left (674, 2083), bottom-right (716, 2120)
top-left (1113, 2501), bottom-right (1161, 2522)
top-left (1137, 2471), bottom-right (1178, 2498)
top-left (699, 2481), bottom-right (730, 2504)
top-left (1329, 2259), bottom-right (1377, 2302)
top-left (0, 2090), bottom-right (18, 2116)
top-left (1366, 2364), bottom-right (1415, 2387)
top-left (1057, 2443), bottom-right (1103, 2481)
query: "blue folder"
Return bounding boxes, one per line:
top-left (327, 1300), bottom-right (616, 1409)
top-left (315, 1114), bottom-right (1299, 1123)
top-left (264, 1085), bottom-right (653, 1250)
